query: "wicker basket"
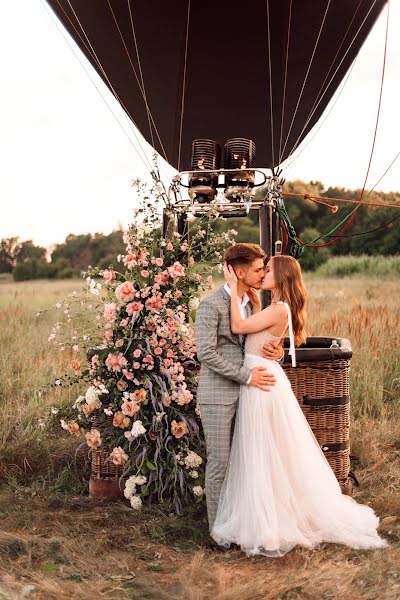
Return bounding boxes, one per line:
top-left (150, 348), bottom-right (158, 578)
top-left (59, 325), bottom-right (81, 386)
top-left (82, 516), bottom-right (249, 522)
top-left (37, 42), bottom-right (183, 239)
top-left (282, 336), bottom-right (353, 495)
top-left (89, 447), bottom-right (126, 498)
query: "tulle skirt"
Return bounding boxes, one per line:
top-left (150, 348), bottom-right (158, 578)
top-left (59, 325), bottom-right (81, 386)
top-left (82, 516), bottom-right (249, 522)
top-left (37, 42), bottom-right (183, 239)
top-left (212, 354), bottom-right (387, 557)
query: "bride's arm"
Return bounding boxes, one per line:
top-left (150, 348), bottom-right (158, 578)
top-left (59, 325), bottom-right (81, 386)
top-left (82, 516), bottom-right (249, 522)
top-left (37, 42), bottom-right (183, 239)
top-left (224, 264), bottom-right (276, 335)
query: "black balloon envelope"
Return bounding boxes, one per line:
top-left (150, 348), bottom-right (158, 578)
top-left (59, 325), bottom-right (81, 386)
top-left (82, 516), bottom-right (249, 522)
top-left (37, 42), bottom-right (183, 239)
top-left (45, 0), bottom-right (387, 170)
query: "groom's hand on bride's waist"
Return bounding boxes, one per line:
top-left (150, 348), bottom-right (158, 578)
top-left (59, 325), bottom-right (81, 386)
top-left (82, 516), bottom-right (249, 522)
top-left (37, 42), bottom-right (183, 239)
top-left (249, 366), bottom-right (276, 391)
top-left (261, 339), bottom-right (284, 362)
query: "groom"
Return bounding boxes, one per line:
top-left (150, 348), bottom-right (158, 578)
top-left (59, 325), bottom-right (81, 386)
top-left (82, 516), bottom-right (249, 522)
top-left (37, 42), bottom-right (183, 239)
top-left (195, 243), bottom-right (284, 549)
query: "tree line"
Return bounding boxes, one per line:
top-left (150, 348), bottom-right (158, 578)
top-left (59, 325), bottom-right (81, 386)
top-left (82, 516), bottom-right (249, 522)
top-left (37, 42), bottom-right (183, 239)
top-left (1, 181), bottom-right (399, 280)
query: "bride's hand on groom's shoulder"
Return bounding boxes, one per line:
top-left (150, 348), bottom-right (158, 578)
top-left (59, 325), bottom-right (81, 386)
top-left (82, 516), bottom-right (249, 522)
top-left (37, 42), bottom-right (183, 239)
top-left (223, 262), bottom-right (237, 287)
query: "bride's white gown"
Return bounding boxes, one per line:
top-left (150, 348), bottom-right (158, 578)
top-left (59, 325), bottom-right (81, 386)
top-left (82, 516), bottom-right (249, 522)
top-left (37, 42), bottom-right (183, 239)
top-left (212, 302), bottom-right (387, 556)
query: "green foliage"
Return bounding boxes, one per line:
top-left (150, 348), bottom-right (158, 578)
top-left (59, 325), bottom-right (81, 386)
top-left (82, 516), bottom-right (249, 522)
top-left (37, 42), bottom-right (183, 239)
top-left (316, 254), bottom-right (400, 277)
top-left (297, 227), bottom-right (331, 271)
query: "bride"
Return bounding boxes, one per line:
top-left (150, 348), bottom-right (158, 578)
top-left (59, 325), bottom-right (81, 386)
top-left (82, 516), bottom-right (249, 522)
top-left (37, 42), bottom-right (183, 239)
top-left (211, 255), bottom-right (387, 557)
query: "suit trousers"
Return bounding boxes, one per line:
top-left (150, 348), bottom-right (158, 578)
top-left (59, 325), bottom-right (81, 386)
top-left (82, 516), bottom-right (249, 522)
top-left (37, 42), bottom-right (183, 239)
top-left (200, 401), bottom-right (238, 531)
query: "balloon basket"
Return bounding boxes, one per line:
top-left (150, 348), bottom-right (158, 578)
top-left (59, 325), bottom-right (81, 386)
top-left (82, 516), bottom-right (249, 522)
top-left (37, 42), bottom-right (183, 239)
top-left (282, 336), bottom-right (354, 495)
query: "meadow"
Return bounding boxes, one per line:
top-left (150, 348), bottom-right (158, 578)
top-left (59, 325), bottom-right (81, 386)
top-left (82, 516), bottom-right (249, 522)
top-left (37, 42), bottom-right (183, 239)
top-left (0, 276), bottom-right (399, 599)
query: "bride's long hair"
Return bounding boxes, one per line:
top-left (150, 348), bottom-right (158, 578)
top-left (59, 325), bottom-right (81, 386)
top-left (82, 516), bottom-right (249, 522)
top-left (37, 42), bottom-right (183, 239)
top-left (271, 255), bottom-right (307, 346)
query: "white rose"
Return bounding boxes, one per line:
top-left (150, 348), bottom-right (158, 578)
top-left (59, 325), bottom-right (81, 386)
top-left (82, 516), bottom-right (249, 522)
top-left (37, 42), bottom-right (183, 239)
top-left (124, 476), bottom-right (137, 499)
top-left (190, 470), bottom-right (198, 479)
top-left (193, 485), bottom-right (204, 497)
top-left (188, 298), bottom-right (200, 311)
top-left (130, 495), bottom-right (143, 510)
top-left (184, 451), bottom-right (203, 469)
top-left (133, 475), bottom-right (147, 486)
top-left (85, 386), bottom-right (100, 405)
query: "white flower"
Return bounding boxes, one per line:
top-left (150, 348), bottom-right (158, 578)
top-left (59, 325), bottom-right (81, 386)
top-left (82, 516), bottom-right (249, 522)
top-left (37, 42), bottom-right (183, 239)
top-left (189, 470), bottom-right (198, 479)
top-left (130, 495), bottom-right (143, 510)
top-left (155, 411), bottom-right (165, 423)
top-left (85, 386), bottom-right (101, 405)
top-left (51, 407), bottom-right (59, 415)
top-left (60, 419), bottom-right (69, 431)
top-left (55, 379), bottom-right (61, 386)
top-left (104, 408), bottom-right (113, 416)
top-left (132, 475), bottom-right (147, 486)
top-left (124, 476), bottom-right (137, 499)
top-left (195, 404), bottom-right (202, 419)
top-left (188, 298), bottom-right (199, 311)
top-left (193, 485), bottom-right (204, 497)
top-left (184, 451), bottom-right (203, 469)
top-left (124, 420), bottom-right (146, 442)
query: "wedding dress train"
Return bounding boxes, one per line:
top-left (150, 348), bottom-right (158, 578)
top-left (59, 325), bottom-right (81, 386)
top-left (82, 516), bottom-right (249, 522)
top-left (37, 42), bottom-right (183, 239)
top-left (212, 302), bottom-right (387, 557)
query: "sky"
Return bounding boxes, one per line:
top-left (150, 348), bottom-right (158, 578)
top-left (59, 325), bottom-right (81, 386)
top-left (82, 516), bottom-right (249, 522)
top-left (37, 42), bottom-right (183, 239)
top-left (1, 0), bottom-right (399, 249)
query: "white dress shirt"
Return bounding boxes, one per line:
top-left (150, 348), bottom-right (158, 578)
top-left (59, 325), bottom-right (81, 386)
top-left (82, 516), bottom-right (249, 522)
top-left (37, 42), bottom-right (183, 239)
top-left (224, 283), bottom-right (252, 384)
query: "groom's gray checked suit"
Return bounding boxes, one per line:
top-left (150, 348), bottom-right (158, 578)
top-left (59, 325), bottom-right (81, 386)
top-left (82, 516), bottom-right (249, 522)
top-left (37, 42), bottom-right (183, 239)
top-left (195, 286), bottom-right (252, 530)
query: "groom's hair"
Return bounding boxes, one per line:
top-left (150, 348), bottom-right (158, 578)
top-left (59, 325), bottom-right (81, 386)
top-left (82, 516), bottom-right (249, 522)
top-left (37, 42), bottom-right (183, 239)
top-left (224, 243), bottom-right (266, 270)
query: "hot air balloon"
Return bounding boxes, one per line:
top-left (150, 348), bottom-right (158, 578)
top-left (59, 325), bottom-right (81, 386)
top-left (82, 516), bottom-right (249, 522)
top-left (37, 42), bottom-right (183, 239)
top-left (44, 0), bottom-right (387, 172)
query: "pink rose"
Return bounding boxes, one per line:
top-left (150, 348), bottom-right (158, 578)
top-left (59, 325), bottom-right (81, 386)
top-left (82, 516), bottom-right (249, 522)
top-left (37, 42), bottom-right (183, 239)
top-left (133, 349), bottom-right (141, 358)
top-left (103, 270), bottom-right (116, 282)
top-left (133, 362), bottom-right (141, 370)
top-left (105, 352), bottom-right (128, 372)
top-left (122, 369), bottom-right (134, 380)
top-left (115, 281), bottom-right (136, 302)
top-left (126, 301), bottom-right (143, 316)
top-left (154, 347), bottom-right (162, 355)
top-left (174, 290), bottom-right (183, 299)
top-left (141, 270), bottom-right (150, 278)
top-left (155, 257), bottom-right (163, 267)
top-left (120, 318), bottom-right (129, 327)
top-left (168, 262), bottom-right (185, 279)
top-left (166, 242), bottom-right (174, 251)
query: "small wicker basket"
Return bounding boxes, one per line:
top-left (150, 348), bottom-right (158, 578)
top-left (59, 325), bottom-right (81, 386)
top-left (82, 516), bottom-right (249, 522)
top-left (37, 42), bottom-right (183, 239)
top-left (282, 336), bottom-right (353, 495)
top-left (89, 448), bottom-right (126, 498)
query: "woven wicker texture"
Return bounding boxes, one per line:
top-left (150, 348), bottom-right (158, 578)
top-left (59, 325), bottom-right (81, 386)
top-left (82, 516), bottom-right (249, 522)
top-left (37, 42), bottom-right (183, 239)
top-left (283, 356), bottom-right (351, 491)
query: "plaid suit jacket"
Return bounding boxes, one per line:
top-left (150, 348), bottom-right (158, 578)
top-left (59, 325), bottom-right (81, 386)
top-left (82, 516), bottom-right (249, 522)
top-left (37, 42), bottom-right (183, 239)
top-left (195, 286), bottom-right (252, 406)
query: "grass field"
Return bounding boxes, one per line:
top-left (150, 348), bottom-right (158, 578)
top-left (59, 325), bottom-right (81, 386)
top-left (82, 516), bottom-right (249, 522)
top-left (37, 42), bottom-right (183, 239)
top-left (0, 277), bottom-right (399, 599)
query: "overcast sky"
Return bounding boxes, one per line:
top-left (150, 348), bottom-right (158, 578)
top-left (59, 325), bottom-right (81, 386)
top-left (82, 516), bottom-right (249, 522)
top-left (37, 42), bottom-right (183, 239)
top-left (1, 0), bottom-right (399, 248)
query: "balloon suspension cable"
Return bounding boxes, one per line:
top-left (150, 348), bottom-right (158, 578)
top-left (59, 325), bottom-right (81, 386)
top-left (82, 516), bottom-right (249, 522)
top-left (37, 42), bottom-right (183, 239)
top-left (295, 0), bottom-right (391, 249)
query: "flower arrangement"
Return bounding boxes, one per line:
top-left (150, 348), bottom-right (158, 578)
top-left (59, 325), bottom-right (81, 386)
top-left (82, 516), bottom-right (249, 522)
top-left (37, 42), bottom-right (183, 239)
top-left (46, 179), bottom-right (236, 512)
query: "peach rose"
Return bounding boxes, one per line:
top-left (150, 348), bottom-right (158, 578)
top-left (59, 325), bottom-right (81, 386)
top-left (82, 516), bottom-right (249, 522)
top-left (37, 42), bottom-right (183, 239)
top-left (123, 369), bottom-right (134, 380)
top-left (132, 389), bottom-right (147, 403)
top-left (67, 421), bottom-right (80, 436)
top-left (81, 402), bottom-right (97, 415)
top-left (85, 429), bottom-right (101, 449)
top-left (121, 400), bottom-right (140, 417)
top-left (110, 446), bottom-right (129, 466)
top-left (113, 411), bottom-right (131, 429)
top-left (116, 380), bottom-right (128, 392)
top-left (168, 261), bottom-right (185, 279)
top-left (171, 420), bottom-right (189, 439)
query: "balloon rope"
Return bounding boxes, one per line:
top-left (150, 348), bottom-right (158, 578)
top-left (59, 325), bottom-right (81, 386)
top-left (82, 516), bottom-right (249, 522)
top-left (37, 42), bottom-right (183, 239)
top-left (177, 0), bottom-right (191, 172)
top-left (303, 0), bottom-right (391, 248)
top-left (283, 0), bottom-right (380, 164)
top-left (280, 0), bottom-right (332, 159)
top-left (62, 0), bottom-right (154, 170)
top-left (110, 0), bottom-right (169, 164)
top-left (266, 0), bottom-right (275, 167)
top-left (278, 0), bottom-right (292, 165)
top-left (282, 192), bottom-right (400, 211)
top-left (41, 0), bottom-right (154, 174)
top-left (282, 58), bottom-right (357, 177)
